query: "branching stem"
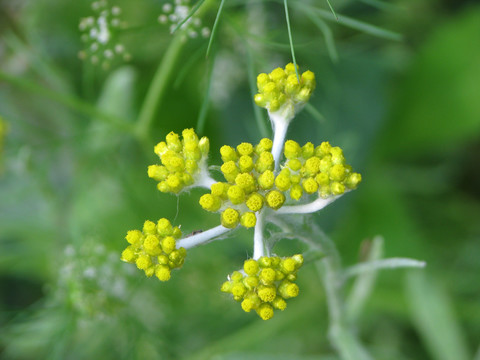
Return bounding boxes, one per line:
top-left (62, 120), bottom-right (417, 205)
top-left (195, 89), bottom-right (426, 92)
top-left (177, 225), bottom-right (231, 249)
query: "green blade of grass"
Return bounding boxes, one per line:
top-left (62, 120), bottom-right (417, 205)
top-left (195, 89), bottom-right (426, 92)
top-left (246, 46), bottom-right (269, 138)
top-left (206, 0), bottom-right (227, 58)
top-left (195, 57), bottom-right (215, 135)
top-left (294, 2), bottom-right (403, 42)
top-left (284, 0), bottom-right (299, 81)
top-left (303, 11), bottom-right (338, 62)
top-left (406, 271), bottom-right (470, 360)
top-left (325, 0), bottom-right (338, 21)
top-left (170, 0), bottom-right (206, 34)
top-left (305, 103), bottom-right (326, 124)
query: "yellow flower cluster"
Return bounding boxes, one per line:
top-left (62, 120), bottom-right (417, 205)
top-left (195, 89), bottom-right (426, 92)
top-left (199, 138), bottom-right (361, 228)
top-left (221, 255), bottom-right (304, 320)
top-left (254, 63), bottom-right (316, 115)
top-left (148, 128), bottom-right (210, 194)
top-left (199, 138), bottom-right (285, 228)
top-left (121, 218), bottom-right (186, 281)
top-left (283, 140), bottom-right (362, 199)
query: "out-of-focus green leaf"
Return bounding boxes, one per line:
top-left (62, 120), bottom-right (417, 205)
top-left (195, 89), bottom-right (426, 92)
top-left (380, 8), bottom-right (480, 157)
top-left (405, 271), bottom-right (470, 360)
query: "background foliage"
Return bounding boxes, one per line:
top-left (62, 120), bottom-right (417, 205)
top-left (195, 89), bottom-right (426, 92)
top-left (1, 0), bottom-right (480, 359)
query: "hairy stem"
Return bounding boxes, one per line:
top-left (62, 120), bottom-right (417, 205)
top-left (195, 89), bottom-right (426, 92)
top-left (270, 114), bottom-right (290, 170)
top-left (277, 195), bottom-right (340, 214)
top-left (177, 225), bottom-right (231, 249)
top-left (253, 211), bottom-right (265, 259)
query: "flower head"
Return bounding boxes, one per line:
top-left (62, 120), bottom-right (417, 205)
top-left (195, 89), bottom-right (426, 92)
top-left (254, 63), bottom-right (316, 122)
top-left (149, 128), bottom-right (211, 194)
top-left (221, 255), bottom-right (304, 320)
top-left (121, 218), bottom-right (186, 281)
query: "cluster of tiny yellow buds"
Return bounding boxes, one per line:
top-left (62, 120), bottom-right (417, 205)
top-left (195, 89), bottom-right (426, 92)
top-left (281, 140), bottom-right (362, 199)
top-left (121, 218), bottom-right (186, 281)
top-left (221, 254), bottom-right (304, 320)
top-left (158, 0), bottom-right (211, 39)
top-left (149, 128), bottom-right (210, 194)
top-left (78, 0), bottom-right (130, 69)
top-left (199, 138), bottom-right (291, 228)
top-left (254, 63), bottom-right (316, 115)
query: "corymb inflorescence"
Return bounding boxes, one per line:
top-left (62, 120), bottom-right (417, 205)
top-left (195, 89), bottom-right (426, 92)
top-left (121, 218), bottom-right (186, 281)
top-left (149, 128), bottom-right (211, 194)
top-left (121, 64), bottom-right (363, 321)
top-left (254, 63), bottom-right (316, 121)
top-left (221, 255), bottom-right (304, 320)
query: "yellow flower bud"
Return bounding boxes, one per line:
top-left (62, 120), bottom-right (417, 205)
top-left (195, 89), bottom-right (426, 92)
top-left (240, 212), bottom-right (257, 228)
top-left (257, 285), bottom-right (276, 303)
top-left (303, 156), bottom-right (321, 176)
top-left (278, 281), bottom-right (299, 299)
top-left (236, 142), bottom-right (254, 156)
top-left (275, 173), bottom-right (291, 191)
top-left (241, 294), bottom-right (261, 312)
top-left (255, 138), bottom-right (273, 154)
top-left (227, 185), bottom-right (245, 205)
top-left (257, 303), bottom-right (274, 320)
top-left (221, 161), bottom-right (239, 183)
top-left (144, 234), bottom-right (161, 256)
top-left (284, 140), bottom-right (301, 159)
top-left (345, 173), bottom-right (362, 189)
top-left (182, 128), bottom-right (198, 143)
top-left (143, 220), bottom-right (157, 235)
top-left (329, 164), bottom-right (346, 181)
top-left (220, 145), bottom-right (237, 162)
top-left (246, 193), bottom-right (264, 212)
top-left (302, 177), bottom-right (319, 194)
top-left (199, 193), bottom-right (222, 212)
top-left (121, 247), bottom-right (136, 263)
top-left (315, 172), bottom-right (330, 186)
top-left (211, 182), bottom-right (230, 199)
top-left (166, 131), bottom-right (182, 152)
top-left (255, 151), bottom-right (274, 173)
top-left (244, 259), bottom-right (260, 276)
top-left (331, 181), bottom-right (345, 195)
top-left (198, 136), bottom-right (210, 155)
top-left (265, 190), bottom-right (286, 210)
top-left (148, 165), bottom-right (168, 181)
top-left (155, 265), bottom-right (171, 281)
top-left (136, 255), bottom-right (152, 270)
top-left (290, 184), bottom-right (303, 201)
top-left (287, 158), bottom-right (302, 171)
top-left (258, 170), bottom-right (275, 190)
top-left (238, 155), bottom-right (254, 173)
top-left (243, 276), bottom-right (259, 289)
top-left (221, 208), bottom-right (240, 228)
top-left (126, 230), bottom-right (143, 245)
top-left (161, 236), bottom-right (176, 254)
top-left (259, 268), bottom-right (276, 285)
top-left (272, 297), bottom-right (287, 311)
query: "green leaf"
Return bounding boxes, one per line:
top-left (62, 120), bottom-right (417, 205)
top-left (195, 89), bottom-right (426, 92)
top-left (405, 271), bottom-right (470, 360)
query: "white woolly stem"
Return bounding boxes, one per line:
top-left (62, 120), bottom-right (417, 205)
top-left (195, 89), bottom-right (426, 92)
top-left (196, 174), bottom-right (217, 189)
top-left (269, 112), bottom-right (291, 171)
top-left (277, 195), bottom-right (340, 214)
top-left (343, 258), bottom-right (427, 280)
top-left (177, 225), bottom-right (230, 249)
top-left (253, 211), bottom-right (265, 260)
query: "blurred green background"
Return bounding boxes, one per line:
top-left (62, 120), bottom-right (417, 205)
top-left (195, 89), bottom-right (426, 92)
top-left (1, 0), bottom-right (480, 359)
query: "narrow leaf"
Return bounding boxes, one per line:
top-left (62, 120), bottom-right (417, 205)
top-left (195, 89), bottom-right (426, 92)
top-left (206, 0), bottom-right (226, 58)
